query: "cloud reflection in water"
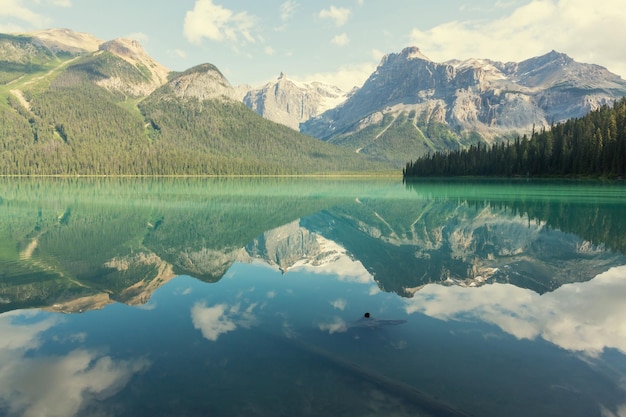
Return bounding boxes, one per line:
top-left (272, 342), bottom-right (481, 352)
top-left (191, 301), bottom-right (258, 342)
top-left (0, 311), bottom-right (149, 417)
top-left (404, 265), bottom-right (626, 356)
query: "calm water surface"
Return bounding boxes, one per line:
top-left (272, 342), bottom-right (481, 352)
top-left (0, 178), bottom-right (625, 417)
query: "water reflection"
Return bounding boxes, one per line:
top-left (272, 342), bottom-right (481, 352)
top-left (191, 301), bottom-right (258, 342)
top-left (405, 265), bottom-right (626, 355)
top-left (0, 178), bottom-right (624, 311)
top-left (0, 311), bottom-right (149, 417)
top-left (0, 178), bottom-right (625, 417)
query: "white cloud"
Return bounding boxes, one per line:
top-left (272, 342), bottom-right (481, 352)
top-left (404, 265), bottom-right (626, 356)
top-left (191, 301), bottom-right (258, 342)
top-left (50, 0), bottom-right (71, 7)
top-left (191, 302), bottom-right (236, 341)
top-left (125, 32), bottom-right (149, 44)
top-left (0, 0), bottom-right (72, 31)
top-left (0, 311), bottom-right (149, 417)
top-left (293, 61), bottom-right (376, 91)
top-left (318, 6), bottom-right (351, 27)
top-left (331, 33), bottom-right (350, 47)
top-left (409, 0), bottom-right (626, 78)
top-left (371, 49), bottom-right (385, 61)
top-left (0, 0), bottom-right (50, 29)
top-left (318, 317), bottom-right (347, 334)
top-left (330, 298), bottom-right (347, 310)
top-left (170, 49), bottom-right (188, 60)
top-left (0, 350), bottom-right (149, 417)
top-left (368, 285), bottom-right (380, 296)
top-left (264, 46), bottom-right (275, 56)
top-left (183, 0), bottom-right (257, 45)
top-left (0, 310), bottom-right (58, 351)
top-left (602, 403), bottom-right (626, 417)
top-left (0, 22), bottom-right (23, 32)
top-left (280, 0), bottom-right (297, 22)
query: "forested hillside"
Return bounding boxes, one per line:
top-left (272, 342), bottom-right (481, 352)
top-left (137, 69), bottom-right (378, 175)
top-left (322, 109), bottom-right (477, 168)
top-left (0, 34), bottom-right (383, 175)
top-left (404, 98), bottom-right (626, 178)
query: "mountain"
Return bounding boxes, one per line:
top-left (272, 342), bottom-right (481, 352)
top-left (1, 178), bottom-right (624, 313)
top-left (0, 29), bottom-right (384, 175)
top-left (138, 64), bottom-right (382, 174)
top-left (244, 189), bottom-right (626, 297)
top-left (404, 97), bottom-right (626, 178)
top-left (96, 38), bottom-right (170, 96)
top-left (26, 28), bottom-right (102, 53)
top-left (3, 28), bottom-right (624, 173)
top-left (0, 178), bottom-right (355, 313)
top-left (241, 73), bottom-right (349, 130)
top-left (301, 47), bottom-right (626, 167)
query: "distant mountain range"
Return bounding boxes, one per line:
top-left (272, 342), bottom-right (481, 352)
top-left (1, 28), bottom-right (625, 173)
top-left (235, 47), bottom-right (626, 167)
top-left (0, 29), bottom-right (381, 175)
top-left (299, 47), bottom-right (626, 166)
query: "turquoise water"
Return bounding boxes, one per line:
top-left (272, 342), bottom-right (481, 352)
top-left (0, 178), bottom-right (625, 417)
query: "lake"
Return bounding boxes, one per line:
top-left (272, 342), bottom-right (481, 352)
top-left (0, 177), bottom-right (625, 417)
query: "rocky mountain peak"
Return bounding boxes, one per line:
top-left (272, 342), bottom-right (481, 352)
top-left (241, 73), bottom-right (348, 130)
top-left (100, 38), bottom-right (144, 59)
top-left (531, 50), bottom-right (573, 66)
top-left (168, 63), bottom-right (239, 102)
top-left (513, 50), bottom-right (623, 89)
top-left (301, 46), bottom-right (626, 165)
top-left (28, 28), bottom-right (102, 53)
top-left (401, 46), bottom-right (431, 61)
top-left (94, 37), bottom-right (170, 96)
top-left (306, 46), bottom-right (455, 139)
top-left (377, 46), bottom-right (429, 70)
top-left (99, 38), bottom-right (169, 81)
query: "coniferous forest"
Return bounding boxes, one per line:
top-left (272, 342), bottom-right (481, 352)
top-left (2, 31), bottom-right (625, 178)
top-left (0, 37), bottom-right (384, 176)
top-left (404, 98), bottom-right (626, 179)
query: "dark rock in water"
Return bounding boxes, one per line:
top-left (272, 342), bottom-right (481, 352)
top-left (348, 313), bottom-right (407, 329)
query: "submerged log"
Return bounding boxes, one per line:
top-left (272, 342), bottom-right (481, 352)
top-left (267, 331), bottom-right (473, 417)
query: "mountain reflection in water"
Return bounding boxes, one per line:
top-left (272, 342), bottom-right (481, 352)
top-left (0, 178), bottom-right (625, 417)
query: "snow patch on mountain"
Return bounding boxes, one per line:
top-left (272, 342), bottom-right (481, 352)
top-left (302, 47), bottom-right (626, 148)
top-left (240, 73), bottom-right (349, 130)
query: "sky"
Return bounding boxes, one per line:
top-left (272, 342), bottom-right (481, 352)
top-left (1, 0), bottom-right (625, 91)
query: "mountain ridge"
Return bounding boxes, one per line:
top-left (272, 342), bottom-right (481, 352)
top-left (298, 46), bottom-right (626, 166)
top-left (241, 72), bottom-right (349, 130)
top-left (1, 27), bottom-right (625, 173)
top-left (26, 28), bottom-right (102, 53)
top-left (0, 28), bottom-right (383, 175)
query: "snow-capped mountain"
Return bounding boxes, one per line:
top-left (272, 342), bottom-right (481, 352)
top-left (300, 47), bottom-right (626, 166)
top-left (240, 197), bottom-right (626, 297)
top-left (241, 73), bottom-right (350, 130)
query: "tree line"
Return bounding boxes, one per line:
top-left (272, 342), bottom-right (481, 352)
top-left (0, 69), bottom-right (376, 175)
top-left (404, 97), bottom-right (626, 179)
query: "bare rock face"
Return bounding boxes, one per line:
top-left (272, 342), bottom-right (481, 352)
top-left (168, 63), bottom-right (239, 102)
top-left (97, 38), bottom-right (171, 96)
top-left (302, 47), bottom-right (626, 144)
top-left (242, 73), bottom-right (349, 130)
top-left (28, 28), bottom-right (102, 53)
